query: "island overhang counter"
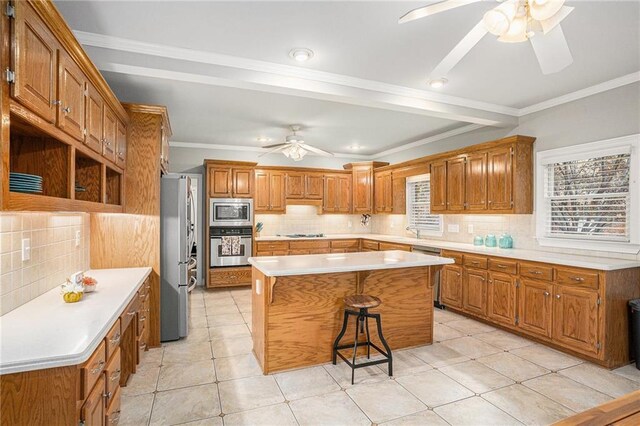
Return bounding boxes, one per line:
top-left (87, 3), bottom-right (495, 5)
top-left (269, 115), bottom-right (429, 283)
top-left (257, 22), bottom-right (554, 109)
top-left (248, 250), bottom-right (454, 374)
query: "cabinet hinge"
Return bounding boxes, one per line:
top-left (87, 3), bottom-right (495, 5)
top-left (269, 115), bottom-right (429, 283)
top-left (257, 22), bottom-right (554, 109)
top-left (597, 297), bottom-right (601, 306)
top-left (510, 147), bottom-right (514, 156)
top-left (515, 315), bottom-right (519, 325)
top-left (5, 68), bottom-right (15, 84)
top-left (596, 342), bottom-right (601, 350)
top-left (78, 421), bottom-right (86, 426)
top-left (515, 280), bottom-right (520, 288)
top-left (5, 3), bottom-right (15, 18)
top-left (83, 128), bottom-right (87, 136)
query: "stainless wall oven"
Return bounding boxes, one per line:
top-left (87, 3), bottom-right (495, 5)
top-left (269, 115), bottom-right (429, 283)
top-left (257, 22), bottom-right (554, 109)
top-left (210, 198), bottom-right (253, 227)
top-left (210, 226), bottom-right (253, 267)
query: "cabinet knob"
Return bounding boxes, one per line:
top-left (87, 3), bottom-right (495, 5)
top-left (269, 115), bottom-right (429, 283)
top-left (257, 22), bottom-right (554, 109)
top-left (127, 311), bottom-right (136, 316)
top-left (555, 294), bottom-right (561, 299)
top-left (103, 391), bottom-right (112, 400)
top-left (62, 106), bottom-right (71, 113)
top-left (109, 333), bottom-right (121, 345)
top-left (530, 270), bottom-right (542, 275)
top-left (543, 291), bottom-right (550, 296)
top-left (52, 100), bottom-right (61, 105)
top-left (91, 360), bottom-right (105, 374)
top-left (570, 276), bottom-right (585, 282)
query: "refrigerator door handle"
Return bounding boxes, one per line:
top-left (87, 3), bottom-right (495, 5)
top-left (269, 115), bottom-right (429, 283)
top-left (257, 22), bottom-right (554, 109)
top-left (188, 276), bottom-right (197, 292)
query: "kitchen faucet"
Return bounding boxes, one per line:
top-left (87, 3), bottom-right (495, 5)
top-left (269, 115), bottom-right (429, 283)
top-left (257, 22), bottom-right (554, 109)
top-left (406, 226), bottom-right (421, 239)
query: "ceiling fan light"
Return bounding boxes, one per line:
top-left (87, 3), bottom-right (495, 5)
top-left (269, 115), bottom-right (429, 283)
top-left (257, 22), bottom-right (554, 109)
top-left (483, 10), bottom-right (510, 36)
top-left (497, 15), bottom-right (528, 43)
top-left (528, 0), bottom-right (564, 21)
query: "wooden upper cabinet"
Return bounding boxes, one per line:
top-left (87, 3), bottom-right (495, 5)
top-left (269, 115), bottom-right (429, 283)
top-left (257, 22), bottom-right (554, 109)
top-left (553, 286), bottom-right (600, 356)
top-left (254, 170), bottom-right (285, 213)
top-left (12, 1), bottom-right (59, 123)
top-left (392, 175), bottom-right (406, 215)
top-left (161, 125), bottom-right (170, 170)
top-left (466, 152), bottom-right (487, 211)
top-left (487, 272), bottom-right (516, 326)
top-left (336, 175), bottom-right (351, 213)
top-left (374, 171), bottom-right (393, 213)
top-left (286, 172), bottom-right (305, 199)
top-left (518, 279), bottom-right (553, 338)
top-left (232, 168), bottom-right (253, 198)
top-left (85, 83), bottom-right (104, 154)
top-left (57, 51), bottom-right (86, 141)
top-left (446, 157), bottom-right (466, 211)
top-left (323, 175), bottom-right (338, 213)
top-left (115, 120), bottom-right (127, 169)
top-left (430, 160), bottom-right (447, 212)
top-left (209, 168), bottom-right (232, 197)
top-left (352, 166), bottom-right (373, 214)
top-left (102, 106), bottom-right (117, 162)
top-left (487, 146), bottom-right (513, 211)
top-left (305, 173), bottom-right (323, 199)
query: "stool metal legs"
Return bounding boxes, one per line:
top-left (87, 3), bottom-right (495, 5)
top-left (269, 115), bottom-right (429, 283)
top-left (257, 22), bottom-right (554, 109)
top-left (332, 308), bottom-right (393, 384)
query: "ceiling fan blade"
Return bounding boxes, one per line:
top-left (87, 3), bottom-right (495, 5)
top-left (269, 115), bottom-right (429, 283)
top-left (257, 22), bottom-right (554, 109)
top-left (261, 142), bottom-right (288, 149)
top-left (429, 20), bottom-right (488, 79)
top-left (299, 144), bottom-right (334, 157)
top-left (399, 0), bottom-right (482, 24)
top-left (530, 24), bottom-right (573, 75)
top-left (258, 145), bottom-right (288, 157)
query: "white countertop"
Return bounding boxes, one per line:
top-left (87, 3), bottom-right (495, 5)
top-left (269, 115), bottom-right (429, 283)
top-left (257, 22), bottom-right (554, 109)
top-left (248, 250), bottom-right (453, 277)
top-left (0, 267), bottom-right (152, 375)
top-left (255, 233), bottom-right (640, 271)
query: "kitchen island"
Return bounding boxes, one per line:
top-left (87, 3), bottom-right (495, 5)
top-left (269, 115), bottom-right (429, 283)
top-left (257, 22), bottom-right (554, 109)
top-left (248, 250), bottom-right (453, 374)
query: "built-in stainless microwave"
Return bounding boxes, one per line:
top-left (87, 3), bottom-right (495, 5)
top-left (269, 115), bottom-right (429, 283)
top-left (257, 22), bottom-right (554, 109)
top-left (210, 198), bottom-right (253, 227)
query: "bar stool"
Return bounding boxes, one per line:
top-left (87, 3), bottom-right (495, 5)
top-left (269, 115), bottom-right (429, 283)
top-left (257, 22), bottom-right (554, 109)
top-left (332, 294), bottom-right (393, 384)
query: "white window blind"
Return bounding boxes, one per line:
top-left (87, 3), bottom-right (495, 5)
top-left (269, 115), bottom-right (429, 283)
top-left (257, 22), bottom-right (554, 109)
top-left (543, 151), bottom-right (631, 242)
top-left (407, 175), bottom-right (442, 233)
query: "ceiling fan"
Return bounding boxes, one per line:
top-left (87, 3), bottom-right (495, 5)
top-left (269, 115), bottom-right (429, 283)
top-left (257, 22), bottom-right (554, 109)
top-left (259, 125), bottom-right (334, 161)
top-left (400, 0), bottom-right (574, 79)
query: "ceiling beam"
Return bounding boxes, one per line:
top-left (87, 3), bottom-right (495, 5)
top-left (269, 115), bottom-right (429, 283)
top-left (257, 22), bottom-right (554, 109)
top-left (75, 31), bottom-right (519, 127)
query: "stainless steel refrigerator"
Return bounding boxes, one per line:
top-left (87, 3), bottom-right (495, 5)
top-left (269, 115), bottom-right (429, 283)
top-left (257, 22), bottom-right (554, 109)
top-left (161, 174), bottom-right (196, 341)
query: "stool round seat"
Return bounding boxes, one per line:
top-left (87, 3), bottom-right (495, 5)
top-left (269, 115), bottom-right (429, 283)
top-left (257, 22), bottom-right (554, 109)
top-left (344, 295), bottom-right (381, 309)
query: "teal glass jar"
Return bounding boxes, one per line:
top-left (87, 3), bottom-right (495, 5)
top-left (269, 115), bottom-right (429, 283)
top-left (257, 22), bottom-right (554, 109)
top-left (473, 236), bottom-right (484, 246)
top-left (499, 233), bottom-right (513, 249)
top-left (485, 234), bottom-right (497, 247)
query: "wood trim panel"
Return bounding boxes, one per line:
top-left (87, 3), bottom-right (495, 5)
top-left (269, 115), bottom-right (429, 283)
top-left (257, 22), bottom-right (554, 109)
top-left (553, 390), bottom-right (640, 426)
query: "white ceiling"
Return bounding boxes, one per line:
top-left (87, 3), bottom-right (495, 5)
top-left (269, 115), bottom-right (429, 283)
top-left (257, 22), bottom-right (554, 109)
top-left (54, 0), bottom-right (640, 157)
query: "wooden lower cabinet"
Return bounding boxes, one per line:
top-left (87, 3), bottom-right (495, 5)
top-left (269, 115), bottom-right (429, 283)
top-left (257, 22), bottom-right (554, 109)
top-left (463, 269), bottom-right (488, 316)
top-left (208, 266), bottom-right (252, 288)
top-left (105, 386), bottom-right (122, 425)
top-left (81, 374), bottom-right (105, 426)
top-left (518, 279), bottom-right (553, 338)
top-left (441, 265), bottom-right (463, 308)
top-left (487, 272), bottom-right (516, 326)
top-left (552, 285), bottom-right (600, 356)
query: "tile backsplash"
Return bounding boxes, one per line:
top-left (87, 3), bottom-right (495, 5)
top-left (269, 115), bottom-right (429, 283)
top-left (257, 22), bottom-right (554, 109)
top-left (0, 212), bottom-right (90, 315)
top-left (257, 205), bottom-right (371, 236)
top-left (371, 213), bottom-right (640, 261)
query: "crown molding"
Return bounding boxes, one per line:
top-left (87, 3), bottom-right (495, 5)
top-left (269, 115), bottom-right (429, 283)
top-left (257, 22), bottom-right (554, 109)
top-left (74, 30), bottom-right (519, 118)
top-left (518, 71), bottom-right (640, 117)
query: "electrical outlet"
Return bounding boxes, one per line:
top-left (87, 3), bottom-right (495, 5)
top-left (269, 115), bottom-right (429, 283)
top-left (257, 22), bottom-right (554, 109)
top-left (75, 230), bottom-right (81, 247)
top-left (448, 224), bottom-right (460, 233)
top-left (468, 224), bottom-right (474, 234)
top-left (21, 238), bottom-right (30, 261)
top-left (347, 221), bottom-right (352, 228)
top-left (390, 221), bottom-right (395, 228)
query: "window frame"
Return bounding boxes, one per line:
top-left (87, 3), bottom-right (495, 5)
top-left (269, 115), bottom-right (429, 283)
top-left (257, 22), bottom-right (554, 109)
top-left (406, 173), bottom-right (443, 237)
top-left (535, 134), bottom-right (640, 254)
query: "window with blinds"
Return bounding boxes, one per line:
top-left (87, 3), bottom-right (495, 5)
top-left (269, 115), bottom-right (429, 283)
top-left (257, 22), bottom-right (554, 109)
top-left (406, 175), bottom-right (442, 233)
top-left (543, 152), bottom-right (631, 242)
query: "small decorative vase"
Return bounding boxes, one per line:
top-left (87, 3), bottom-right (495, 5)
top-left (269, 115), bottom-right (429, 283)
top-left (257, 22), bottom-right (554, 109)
top-left (499, 233), bottom-right (513, 249)
top-left (473, 236), bottom-right (484, 246)
top-left (485, 234), bottom-right (497, 247)
top-left (83, 283), bottom-right (97, 293)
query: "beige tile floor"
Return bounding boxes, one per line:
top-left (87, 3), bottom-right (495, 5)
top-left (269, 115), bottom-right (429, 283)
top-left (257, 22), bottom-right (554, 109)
top-left (121, 287), bottom-right (640, 426)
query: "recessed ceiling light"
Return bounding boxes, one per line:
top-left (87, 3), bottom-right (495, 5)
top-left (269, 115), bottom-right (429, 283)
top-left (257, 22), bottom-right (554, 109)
top-left (289, 48), bottom-right (314, 62)
top-left (257, 137), bottom-right (271, 143)
top-left (428, 78), bottom-right (448, 89)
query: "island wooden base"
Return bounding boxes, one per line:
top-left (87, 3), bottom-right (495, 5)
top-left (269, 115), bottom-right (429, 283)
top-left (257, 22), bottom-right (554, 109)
top-left (251, 266), bottom-right (437, 374)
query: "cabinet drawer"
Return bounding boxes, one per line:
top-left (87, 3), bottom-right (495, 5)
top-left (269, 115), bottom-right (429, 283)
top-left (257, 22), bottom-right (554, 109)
top-left (138, 278), bottom-right (150, 298)
top-left (289, 240), bottom-right (330, 250)
top-left (136, 333), bottom-right (147, 365)
top-left (520, 262), bottom-right (553, 281)
top-left (120, 294), bottom-right (140, 331)
top-left (361, 240), bottom-right (379, 251)
top-left (488, 258), bottom-right (518, 275)
top-left (464, 255), bottom-right (488, 269)
top-left (556, 267), bottom-right (599, 289)
top-left (330, 239), bottom-right (359, 249)
top-left (105, 319), bottom-right (121, 360)
top-left (256, 241), bottom-right (289, 251)
top-left (137, 306), bottom-right (147, 337)
top-left (105, 347), bottom-right (121, 398)
top-left (309, 248), bottom-right (331, 254)
top-left (106, 385), bottom-right (122, 425)
top-left (82, 340), bottom-right (106, 399)
top-left (379, 242), bottom-right (411, 252)
top-left (209, 267), bottom-right (251, 286)
top-left (442, 251), bottom-right (462, 265)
